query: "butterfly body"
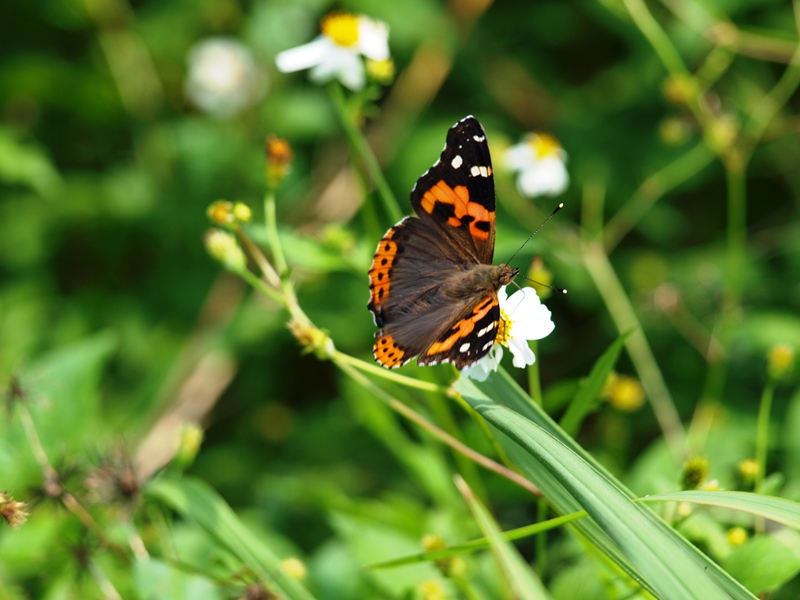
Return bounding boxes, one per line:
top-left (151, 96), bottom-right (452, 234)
top-left (368, 116), bottom-right (517, 370)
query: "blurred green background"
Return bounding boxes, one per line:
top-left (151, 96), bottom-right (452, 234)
top-left (2, 0), bottom-right (800, 597)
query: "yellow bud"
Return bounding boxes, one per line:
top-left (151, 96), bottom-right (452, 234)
top-left (232, 202), bottom-right (252, 224)
top-left (281, 557), bottom-right (307, 580)
top-left (204, 229), bottom-right (246, 272)
top-left (528, 256), bottom-right (553, 300)
top-left (726, 526), bottom-right (748, 547)
top-left (419, 580), bottom-right (446, 600)
top-left (659, 116), bottom-right (692, 146)
top-left (207, 200), bottom-right (234, 225)
top-left (366, 58), bottom-right (395, 84)
top-left (738, 458), bottom-right (759, 481)
top-left (768, 344), bottom-right (795, 381)
top-left (175, 424), bottom-right (204, 468)
top-left (662, 74), bottom-right (697, 105)
top-left (603, 373), bottom-right (645, 412)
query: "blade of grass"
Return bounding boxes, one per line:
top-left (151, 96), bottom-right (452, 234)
top-left (455, 372), bottom-right (756, 599)
top-left (367, 511), bottom-right (585, 570)
top-left (560, 330), bottom-right (633, 436)
top-left (640, 490), bottom-right (800, 529)
top-left (146, 476), bottom-right (316, 600)
top-left (455, 476), bottom-right (551, 600)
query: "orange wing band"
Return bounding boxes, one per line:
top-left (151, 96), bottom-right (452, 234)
top-left (424, 296), bottom-right (496, 355)
top-left (419, 181), bottom-right (491, 240)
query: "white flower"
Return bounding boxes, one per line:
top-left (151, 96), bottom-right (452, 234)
top-left (504, 133), bottom-right (569, 198)
top-left (461, 286), bottom-right (555, 381)
top-left (276, 12), bottom-right (389, 91)
top-left (186, 38), bottom-right (264, 119)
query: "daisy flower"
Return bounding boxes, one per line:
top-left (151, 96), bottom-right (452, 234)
top-left (504, 133), bottom-right (569, 198)
top-left (275, 11), bottom-right (390, 91)
top-left (461, 286), bottom-right (555, 381)
top-left (186, 38), bottom-right (264, 119)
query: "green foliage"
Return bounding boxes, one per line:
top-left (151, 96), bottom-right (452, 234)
top-left (2, 0), bottom-right (800, 597)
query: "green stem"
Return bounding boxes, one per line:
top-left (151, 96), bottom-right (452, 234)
top-left (333, 351), bottom-right (445, 393)
top-left (335, 358), bottom-right (542, 497)
top-left (238, 268), bottom-right (285, 307)
top-left (755, 379), bottom-right (776, 493)
top-left (535, 500), bottom-right (548, 578)
top-left (527, 340), bottom-right (542, 405)
top-left (582, 241), bottom-right (687, 462)
top-left (429, 390), bottom-right (489, 505)
top-left (622, 0), bottom-right (718, 153)
top-left (328, 82), bottom-right (403, 223)
top-left (263, 190), bottom-right (287, 276)
top-left (603, 142), bottom-right (715, 252)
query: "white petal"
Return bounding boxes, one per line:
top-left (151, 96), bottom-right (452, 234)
top-left (516, 157), bottom-right (569, 198)
top-left (498, 285), bottom-right (509, 305)
top-left (504, 287), bottom-right (555, 341)
top-left (276, 37), bottom-right (331, 73)
top-left (461, 345), bottom-right (503, 381)
top-left (509, 337), bottom-right (536, 368)
top-left (309, 48), bottom-right (364, 90)
top-left (503, 141), bottom-right (536, 170)
top-left (357, 17), bottom-right (390, 60)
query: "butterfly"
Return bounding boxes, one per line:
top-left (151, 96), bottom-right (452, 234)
top-left (368, 116), bottom-right (519, 370)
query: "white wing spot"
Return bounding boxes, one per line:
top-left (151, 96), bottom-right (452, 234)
top-left (477, 322), bottom-right (495, 337)
top-left (470, 165), bottom-right (491, 178)
top-left (482, 341), bottom-right (494, 351)
top-left (473, 135), bottom-right (485, 142)
top-left (459, 342), bottom-right (471, 353)
top-left (451, 155), bottom-right (463, 169)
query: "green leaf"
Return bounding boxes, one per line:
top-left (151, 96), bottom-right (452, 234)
top-left (640, 490), bottom-right (800, 529)
top-left (455, 476), bottom-right (551, 600)
top-left (367, 512), bottom-right (585, 570)
top-left (0, 127), bottom-right (62, 197)
top-left (722, 531), bottom-right (800, 594)
top-left (559, 329), bottom-right (632, 435)
top-left (455, 371), bottom-right (756, 600)
top-left (133, 557), bottom-right (222, 600)
top-left (145, 476), bottom-right (317, 600)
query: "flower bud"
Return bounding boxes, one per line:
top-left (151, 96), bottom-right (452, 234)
top-left (204, 229), bottom-right (247, 272)
top-left (768, 344), bottom-right (794, 381)
top-left (681, 456), bottom-right (710, 490)
top-left (265, 135), bottom-right (294, 190)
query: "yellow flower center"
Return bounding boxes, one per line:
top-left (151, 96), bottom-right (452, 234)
top-left (321, 12), bottom-right (360, 47)
top-left (529, 133), bottom-right (562, 159)
top-left (496, 309), bottom-right (511, 346)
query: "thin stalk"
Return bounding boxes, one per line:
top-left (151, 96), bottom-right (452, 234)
top-left (335, 358), bottom-right (542, 497)
top-left (263, 190), bottom-right (287, 276)
top-left (583, 241), bottom-right (687, 462)
top-left (755, 379), bottom-right (776, 494)
top-left (334, 351), bottom-right (445, 393)
top-left (428, 390), bottom-right (490, 504)
top-left (328, 83), bottom-right (403, 223)
top-left (604, 142), bottom-right (715, 252)
top-left (527, 340), bottom-right (542, 405)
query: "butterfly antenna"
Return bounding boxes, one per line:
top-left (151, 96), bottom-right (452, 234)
top-left (505, 203), bottom-right (564, 266)
top-left (505, 203), bottom-right (567, 294)
top-left (515, 274), bottom-right (567, 295)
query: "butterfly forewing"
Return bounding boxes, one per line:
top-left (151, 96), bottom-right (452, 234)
top-left (409, 117), bottom-right (496, 265)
